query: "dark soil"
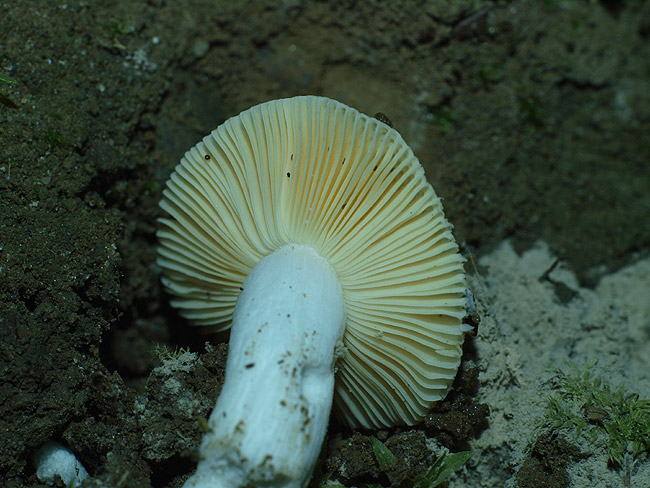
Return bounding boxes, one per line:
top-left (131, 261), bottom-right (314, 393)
top-left (517, 433), bottom-right (587, 488)
top-left (1, 1), bottom-right (649, 487)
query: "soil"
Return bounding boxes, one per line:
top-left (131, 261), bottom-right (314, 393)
top-left (1, 1), bottom-right (649, 487)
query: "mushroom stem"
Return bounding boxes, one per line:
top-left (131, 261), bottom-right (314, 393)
top-left (183, 244), bottom-right (346, 488)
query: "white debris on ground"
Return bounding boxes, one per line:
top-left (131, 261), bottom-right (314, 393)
top-left (32, 441), bottom-right (89, 488)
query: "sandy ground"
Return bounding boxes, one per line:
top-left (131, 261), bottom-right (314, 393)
top-left (456, 241), bottom-right (650, 488)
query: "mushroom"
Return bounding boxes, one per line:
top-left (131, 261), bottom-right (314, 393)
top-left (157, 96), bottom-right (467, 488)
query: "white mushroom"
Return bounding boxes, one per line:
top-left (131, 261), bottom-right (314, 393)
top-left (157, 96), bottom-right (467, 488)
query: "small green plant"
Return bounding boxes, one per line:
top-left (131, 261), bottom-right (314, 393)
top-left (427, 107), bottom-right (458, 134)
top-left (153, 343), bottom-right (189, 362)
top-left (101, 19), bottom-right (125, 38)
top-left (50, 108), bottom-right (64, 120)
top-left (477, 64), bottom-right (502, 85)
top-left (143, 179), bottom-right (160, 196)
top-left (517, 85), bottom-right (546, 127)
top-left (371, 436), bottom-right (396, 467)
top-left (412, 451), bottom-right (472, 488)
top-left (544, 362), bottom-right (650, 467)
top-left (367, 437), bottom-right (471, 488)
top-left (317, 477), bottom-right (344, 488)
top-left (100, 19), bottom-right (127, 50)
top-left (44, 129), bottom-right (64, 148)
top-left (0, 73), bottom-right (17, 84)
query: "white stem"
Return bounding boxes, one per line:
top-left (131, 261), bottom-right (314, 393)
top-left (183, 244), bottom-right (346, 488)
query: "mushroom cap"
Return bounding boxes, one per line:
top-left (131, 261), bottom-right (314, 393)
top-left (157, 96), bottom-right (466, 429)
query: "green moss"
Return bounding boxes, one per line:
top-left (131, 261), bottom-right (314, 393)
top-left (543, 362), bottom-right (650, 466)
